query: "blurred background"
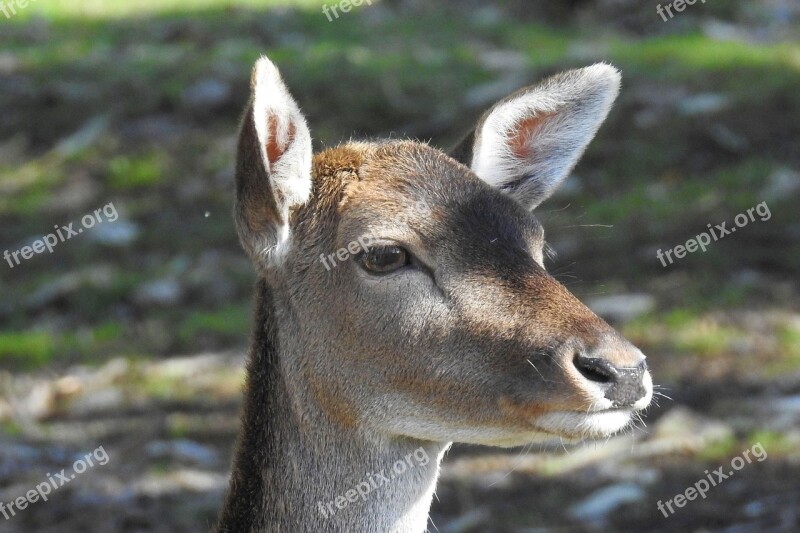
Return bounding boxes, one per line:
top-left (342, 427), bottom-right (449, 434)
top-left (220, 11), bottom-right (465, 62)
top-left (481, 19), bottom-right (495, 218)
top-left (1, 0), bottom-right (799, 531)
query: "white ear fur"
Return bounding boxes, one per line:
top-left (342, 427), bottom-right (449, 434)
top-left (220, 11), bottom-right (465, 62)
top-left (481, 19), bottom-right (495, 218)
top-left (252, 56), bottom-right (313, 211)
top-left (245, 56), bottom-right (312, 264)
top-left (469, 63), bottom-right (621, 210)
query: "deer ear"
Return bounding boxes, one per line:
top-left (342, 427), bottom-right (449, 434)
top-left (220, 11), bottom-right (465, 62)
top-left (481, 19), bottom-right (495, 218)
top-left (451, 64), bottom-right (620, 210)
top-left (234, 56), bottom-right (313, 268)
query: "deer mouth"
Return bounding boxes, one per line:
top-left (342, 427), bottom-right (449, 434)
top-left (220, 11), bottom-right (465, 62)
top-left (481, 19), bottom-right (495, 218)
top-left (533, 401), bottom-right (649, 441)
top-left (541, 360), bottom-right (654, 440)
top-left (528, 381), bottom-right (654, 441)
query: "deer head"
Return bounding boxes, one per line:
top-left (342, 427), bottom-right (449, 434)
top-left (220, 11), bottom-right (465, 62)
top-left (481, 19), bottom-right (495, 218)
top-left (234, 56), bottom-right (652, 449)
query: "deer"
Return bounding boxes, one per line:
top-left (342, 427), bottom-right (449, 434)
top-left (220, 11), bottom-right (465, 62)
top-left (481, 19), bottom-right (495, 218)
top-left (216, 55), bottom-right (654, 533)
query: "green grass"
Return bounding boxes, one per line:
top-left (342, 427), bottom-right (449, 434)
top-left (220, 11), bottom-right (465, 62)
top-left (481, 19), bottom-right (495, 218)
top-left (610, 34), bottom-right (800, 76)
top-left (766, 323), bottom-right (800, 374)
top-left (580, 158), bottom-right (778, 226)
top-left (0, 158), bottom-right (64, 215)
top-left (0, 331), bottom-right (57, 368)
top-left (777, 322), bottom-right (800, 354)
top-left (696, 433), bottom-right (738, 461)
top-left (623, 310), bottom-right (746, 358)
top-left (178, 305), bottom-right (250, 345)
top-left (16, 0), bottom-right (323, 20)
top-left (0, 322), bottom-right (125, 370)
top-left (108, 153), bottom-right (167, 189)
top-left (621, 307), bottom-right (800, 380)
top-left (138, 371), bottom-right (185, 401)
top-left (746, 430), bottom-right (797, 458)
top-left (0, 421), bottom-right (23, 437)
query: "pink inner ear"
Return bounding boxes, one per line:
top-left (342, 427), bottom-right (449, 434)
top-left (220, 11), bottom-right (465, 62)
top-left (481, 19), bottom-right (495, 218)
top-left (508, 113), bottom-right (552, 160)
top-left (265, 116), bottom-right (296, 165)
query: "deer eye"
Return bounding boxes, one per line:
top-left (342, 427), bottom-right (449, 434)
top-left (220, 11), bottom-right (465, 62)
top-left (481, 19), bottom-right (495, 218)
top-left (358, 245), bottom-right (410, 274)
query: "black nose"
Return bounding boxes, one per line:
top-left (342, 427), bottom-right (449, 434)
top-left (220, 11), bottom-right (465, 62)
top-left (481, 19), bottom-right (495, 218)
top-left (574, 356), bottom-right (647, 407)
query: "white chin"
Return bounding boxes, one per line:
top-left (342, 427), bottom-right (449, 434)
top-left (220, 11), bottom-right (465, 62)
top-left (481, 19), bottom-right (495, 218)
top-left (534, 409), bottom-right (635, 440)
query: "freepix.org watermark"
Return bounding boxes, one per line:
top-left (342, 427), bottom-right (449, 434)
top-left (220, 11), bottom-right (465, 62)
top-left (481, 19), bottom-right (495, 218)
top-left (0, 445), bottom-right (109, 521)
top-left (320, 233), bottom-right (376, 271)
top-left (0, 0), bottom-right (37, 20)
top-left (657, 442), bottom-right (767, 518)
top-left (3, 202), bottom-right (119, 269)
top-left (322, 0), bottom-right (372, 22)
top-left (657, 0), bottom-right (707, 22)
top-left (317, 447), bottom-right (429, 520)
top-left (657, 201), bottom-right (770, 267)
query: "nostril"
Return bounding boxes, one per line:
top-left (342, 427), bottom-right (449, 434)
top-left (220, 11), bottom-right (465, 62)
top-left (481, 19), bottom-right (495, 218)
top-left (573, 355), bottom-right (618, 384)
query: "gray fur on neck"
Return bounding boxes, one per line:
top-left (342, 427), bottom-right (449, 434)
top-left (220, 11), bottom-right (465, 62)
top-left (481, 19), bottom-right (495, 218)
top-left (217, 279), bottom-right (448, 533)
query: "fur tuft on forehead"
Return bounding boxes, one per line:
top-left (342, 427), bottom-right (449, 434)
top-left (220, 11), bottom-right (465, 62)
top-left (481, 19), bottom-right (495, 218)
top-left (289, 143), bottom-right (371, 246)
top-left (313, 143), bottom-right (370, 182)
top-left (306, 143), bottom-right (369, 213)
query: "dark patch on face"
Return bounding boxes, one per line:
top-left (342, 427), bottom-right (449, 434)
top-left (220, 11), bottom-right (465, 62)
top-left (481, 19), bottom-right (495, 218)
top-left (433, 191), bottom-right (545, 281)
top-left (349, 142), bottom-right (547, 278)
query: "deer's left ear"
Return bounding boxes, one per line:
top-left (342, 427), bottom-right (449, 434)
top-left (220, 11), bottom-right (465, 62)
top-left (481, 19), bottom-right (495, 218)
top-left (451, 64), bottom-right (620, 210)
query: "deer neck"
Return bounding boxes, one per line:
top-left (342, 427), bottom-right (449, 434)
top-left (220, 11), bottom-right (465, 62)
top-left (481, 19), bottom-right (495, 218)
top-left (218, 279), bottom-right (448, 533)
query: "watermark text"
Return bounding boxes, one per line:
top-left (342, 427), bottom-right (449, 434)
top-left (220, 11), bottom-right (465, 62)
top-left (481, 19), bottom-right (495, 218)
top-left (4, 202), bottom-right (119, 269)
top-left (657, 0), bottom-right (707, 22)
top-left (657, 441), bottom-right (766, 517)
top-left (317, 447), bottom-right (429, 519)
top-left (322, 0), bottom-right (372, 22)
top-left (657, 201), bottom-right (770, 267)
top-left (0, 445), bottom-right (109, 521)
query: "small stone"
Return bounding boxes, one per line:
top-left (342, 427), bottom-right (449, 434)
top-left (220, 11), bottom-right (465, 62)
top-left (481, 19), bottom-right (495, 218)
top-left (569, 483), bottom-right (645, 524)
top-left (761, 168), bottom-right (800, 202)
top-left (87, 220), bottom-right (139, 246)
top-left (68, 387), bottom-right (125, 417)
top-left (678, 93), bottom-right (730, 116)
top-left (146, 439), bottom-right (218, 466)
top-left (647, 407), bottom-right (733, 454)
top-left (181, 79), bottom-right (231, 110)
top-left (133, 279), bottom-right (183, 307)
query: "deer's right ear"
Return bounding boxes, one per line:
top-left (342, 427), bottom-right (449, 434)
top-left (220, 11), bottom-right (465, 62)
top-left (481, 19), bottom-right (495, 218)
top-left (234, 56), bottom-right (313, 269)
